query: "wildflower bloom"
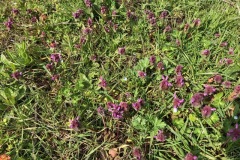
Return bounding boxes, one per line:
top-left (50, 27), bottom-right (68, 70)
top-left (175, 74), bottom-right (184, 88)
top-left (51, 74), bottom-right (59, 81)
top-left (126, 10), bottom-right (136, 20)
top-left (234, 85), bottom-right (240, 95)
top-left (222, 81), bottom-right (231, 88)
top-left (154, 130), bottom-right (166, 142)
top-left (73, 9), bottom-right (83, 19)
top-left (97, 106), bottom-right (105, 116)
top-left (228, 48), bottom-right (234, 55)
top-left (120, 102), bottom-right (128, 111)
top-left (227, 124), bottom-right (240, 141)
top-left (184, 153), bottom-right (198, 160)
top-left (160, 76), bottom-right (172, 90)
top-left (4, 18), bottom-right (13, 30)
top-left (50, 53), bottom-right (61, 62)
top-left (203, 84), bottom-right (216, 96)
top-left (220, 42), bottom-right (228, 47)
top-left (101, 6), bottom-right (107, 14)
top-left (215, 33), bottom-right (220, 38)
top-left (82, 27), bottom-right (92, 35)
top-left (201, 49), bottom-right (210, 56)
top-left (176, 39), bottom-right (181, 46)
top-left (107, 102), bottom-right (124, 119)
top-left (46, 63), bottom-right (54, 71)
top-left (11, 71), bottom-right (22, 79)
top-left (173, 92), bottom-right (184, 112)
top-left (138, 71), bottom-right (146, 78)
top-left (50, 41), bottom-right (57, 48)
top-left (201, 105), bottom-right (216, 118)
top-left (214, 74), bottom-right (222, 84)
top-left (132, 98), bottom-right (144, 111)
top-left (225, 58), bottom-right (233, 65)
top-left (31, 16), bottom-right (37, 23)
top-left (175, 65), bottom-right (183, 75)
top-left (118, 47), bottom-right (125, 54)
top-left (193, 18), bottom-right (201, 27)
top-left (84, 0), bottom-right (92, 7)
top-left (160, 11), bottom-right (168, 19)
top-left (12, 8), bottom-right (19, 15)
top-left (69, 116), bottom-right (80, 130)
top-left (149, 55), bottom-right (156, 65)
top-left (184, 23), bottom-right (190, 32)
top-left (112, 10), bottom-right (117, 17)
top-left (132, 147), bottom-right (141, 160)
top-left (190, 93), bottom-right (204, 107)
top-left (164, 25), bottom-right (171, 32)
top-left (99, 76), bottom-right (107, 88)
top-left (157, 62), bottom-right (165, 70)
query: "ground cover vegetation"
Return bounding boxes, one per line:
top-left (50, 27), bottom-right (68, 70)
top-left (0, 0), bottom-right (240, 159)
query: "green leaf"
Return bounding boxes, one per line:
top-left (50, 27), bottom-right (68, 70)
top-left (189, 114), bottom-right (197, 122)
top-left (1, 54), bottom-right (16, 70)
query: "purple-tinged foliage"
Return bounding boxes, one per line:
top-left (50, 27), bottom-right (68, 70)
top-left (84, 0), bottom-right (92, 7)
top-left (201, 105), bottom-right (216, 118)
top-left (215, 33), bottom-right (220, 38)
top-left (132, 98), bottom-right (144, 111)
top-left (82, 27), bottom-right (92, 35)
top-left (160, 76), bottom-right (172, 90)
top-left (73, 9), bottom-right (83, 19)
top-left (4, 18), bottom-right (13, 30)
top-left (120, 102), bottom-right (128, 111)
top-left (190, 93), bottom-right (204, 107)
top-left (193, 18), bottom-right (201, 27)
top-left (227, 124), bottom-right (240, 141)
top-left (46, 63), bottom-right (54, 71)
top-left (31, 16), bottom-right (37, 23)
top-left (175, 74), bottom-right (184, 88)
top-left (234, 85), bottom-right (240, 95)
top-left (160, 11), bottom-right (168, 19)
top-left (132, 147), bottom-right (141, 160)
top-left (12, 8), bottom-right (19, 15)
top-left (203, 84), bottom-right (216, 96)
top-left (184, 153), bottom-right (198, 160)
top-left (154, 130), bottom-right (166, 142)
top-left (157, 62), bottom-right (165, 70)
top-left (149, 55), bottom-right (156, 65)
top-left (87, 17), bottom-right (93, 27)
top-left (69, 116), bottom-right (80, 130)
top-left (184, 23), bottom-right (190, 32)
top-left (176, 39), bottom-right (181, 46)
top-left (175, 65), bottom-right (183, 75)
top-left (51, 74), bottom-right (59, 81)
top-left (101, 6), bottom-right (107, 14)
top-left (164, 25), bottom-right (171, 33)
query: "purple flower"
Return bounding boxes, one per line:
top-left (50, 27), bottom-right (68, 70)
top-left (80, 37), bottom-right (86, 44)
top-left (132, 99), bottom-right (144, 111)
top-left (82, 27), bottom-right (92, 35)
top-left (193, 18), bottom-right (201, 27)
top-left (173, 92), bottom-right (184, 112)
top-left (149, 55), bottom-right (156, 65)
top-left (31, 17), bottom-right (37, 23)
top-left (220, 42), bottom-right (228, 47)
top-left (228, 48), bottom-right (234, 55)
top-left (73, 9), bottom-right (83, 19)
top-left (12, 8), bottom-right (19, 15)
top-left (214, 74), bottom-right (222, 84)
top-left (184, 23), bottom-right (190, 32)
top-left (84, 0), bottom-right (92, 7)
top-left (160, 76), bottom-right (172, 90)
top-left (112, 10), bottom-right (117, 17)
top-left (87, 17), bottom-right (93, 26)
top-left (234, 85), bottom-right (240, 95)
top-left (69, 116), bottom-right (80, 130)
top-left (4, 18), bottom-right (13, 30)
top-left (184, 153), bottom-right (198, 160)
top-left (107, 102), bottom-right (124, 119)
top-left (51, 74), bottom-right (59, 81)
top-left (175, 74), bottom-right (184, 88)
top-left (176, 39), bottom-right (181, 46)
top-left (164, 25), bottom-right (171, 33)
top-left (225, 58), bottom-right (233, 65)
top-left (175, 65), bottom-right (183, 75)
top-left (50, 41), bottom-right (57, 48)
top-left (203, 84), bottom-right (216, 96)
top-left (132, 147), bottom-right (141, 160)
top-left (157, 62), bottom-right (164, 70)
top-left (97, 106), bottom-right (105, 116)
top-left (11, 71), bottom-right (22, 79)
top-left (118, 47), bottom-right (125, 54)
top-left (227, 124), bottom-right (240, 141)
top-left (138, 71), bottom-right (146, 78)
top-left (50, 53), bottom-right (61, 62)
top-left (215, 33), bottom-right (220, 38)
top-left (99, 76), bottom-right (107, 88)
top-left (126, 10), bottom-right (136, 20)
top-left (160, 11), bottom-right (168, 19)
top-left (190, 93), bottom-right (204, 107)
top-left (201, 49), bottom-right (210, 56)
top-left (222, 81), bottom-right (232, 88)
top-left (46, 63), bottom-right (54, 71)
top-left (101, 6), bottom-right (107, 14)
top-left (201, 105), bottom-right (216, 118)
top-left (149, 17), bottom-right (157, 26)
top-left (120, 102), bottom-right (128, 111)
top-left (154, 130), bottom-right (166, 142)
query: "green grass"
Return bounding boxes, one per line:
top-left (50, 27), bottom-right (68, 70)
top-left (0, 0), bottom-right (240, 159)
